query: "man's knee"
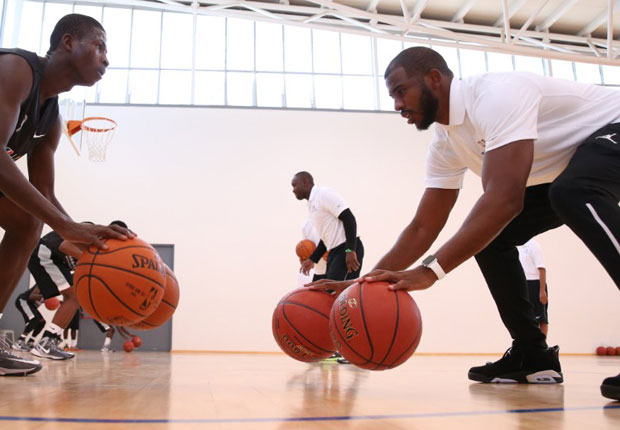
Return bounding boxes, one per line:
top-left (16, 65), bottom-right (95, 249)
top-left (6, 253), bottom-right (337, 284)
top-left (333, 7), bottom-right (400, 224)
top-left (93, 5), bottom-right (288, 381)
top-left (4, 214), bottom-right (43, 248)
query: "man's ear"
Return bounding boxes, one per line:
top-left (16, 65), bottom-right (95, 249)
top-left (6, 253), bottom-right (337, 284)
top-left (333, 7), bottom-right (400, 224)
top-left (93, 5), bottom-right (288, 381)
top-left (60, 33), bottom-right (75, 52)
top-left (424, 68), bottom-right (443, 90)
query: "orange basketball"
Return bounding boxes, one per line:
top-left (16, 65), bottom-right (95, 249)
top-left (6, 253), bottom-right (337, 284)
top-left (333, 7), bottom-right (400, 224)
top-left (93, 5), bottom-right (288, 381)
top-left (329, 281), bottom-right (422, 370)
top-left (272, 288), bottom-right (336, 362)
top-left (295, 239), bottom-right (316, 261)
top-left (75, 237), bottom-right (166, 326)
top-left (123, 340), bottom-right (134, 352)
top-left (44, 297), bottom-right (60, 310)
top-left (129, 264), bottom-right (179, 330)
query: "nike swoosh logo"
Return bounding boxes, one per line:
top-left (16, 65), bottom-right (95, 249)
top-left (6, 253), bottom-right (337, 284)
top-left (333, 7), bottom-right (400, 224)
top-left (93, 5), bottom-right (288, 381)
top-left (33, 133), bottom-right (46, 139)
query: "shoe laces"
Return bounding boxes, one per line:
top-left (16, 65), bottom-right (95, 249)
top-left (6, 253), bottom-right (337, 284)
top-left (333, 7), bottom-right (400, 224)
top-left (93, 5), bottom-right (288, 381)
top-left (0, 335), bottom-right (26, 360)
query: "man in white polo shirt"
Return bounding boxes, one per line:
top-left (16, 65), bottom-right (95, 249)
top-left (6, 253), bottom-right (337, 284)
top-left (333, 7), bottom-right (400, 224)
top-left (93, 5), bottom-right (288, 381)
top-left (308, 47), bottom-right (620, 401)
top-left (291, 171), bottom-right (364, 282)
top-left (517, 238), bottom-right (549, 337)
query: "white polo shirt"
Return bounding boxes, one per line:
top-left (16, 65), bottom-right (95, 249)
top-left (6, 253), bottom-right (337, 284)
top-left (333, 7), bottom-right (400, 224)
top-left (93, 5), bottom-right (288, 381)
top-left (425, 72), bottom-right (620, 189)
top-left (301, 217), bottom-right (326, 274)
top-left (307, 186), bottom-right (349, 251)
top-left (517, 239), bottom-right (546, 281)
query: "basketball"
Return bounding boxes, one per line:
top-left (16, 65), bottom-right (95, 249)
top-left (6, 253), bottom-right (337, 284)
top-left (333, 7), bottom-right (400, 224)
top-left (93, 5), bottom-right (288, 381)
top-left (607, 346), bottom-right (617, 356)
top-left (295, 239), bottom-right (316, 261)
top-left (74, 237), bottom-right (166, 326)
top-left (123, 340), bottom-right (134, 352)
top-left (597, 346), bottom-right (607, 356)
top-left (329, 281), bottom-right (422, 370)
top-left (44, 297), bottom-right (60, 310)
top-left (272, 288), bottom-right (336, 362)
top-left (132, 336), bottom-right (142, 348)
top-left (129, 264), bottom-right (179, 330)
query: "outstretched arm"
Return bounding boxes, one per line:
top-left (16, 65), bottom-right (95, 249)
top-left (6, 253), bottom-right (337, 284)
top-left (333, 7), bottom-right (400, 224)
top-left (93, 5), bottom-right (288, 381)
top-left (366, 140), bottom-right (533, 291)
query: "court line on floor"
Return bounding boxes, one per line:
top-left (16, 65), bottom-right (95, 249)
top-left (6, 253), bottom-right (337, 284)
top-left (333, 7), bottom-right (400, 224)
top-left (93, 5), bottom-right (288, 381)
top-left (1, 404), bottom-right (619, 424)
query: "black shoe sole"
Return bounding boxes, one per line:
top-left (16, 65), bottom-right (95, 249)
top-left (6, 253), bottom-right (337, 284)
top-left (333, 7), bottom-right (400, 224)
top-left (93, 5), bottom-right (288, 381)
top-left (601, 385), bottom-right (620, 401)
top-left (0, 365), bottom-right (42, 376)
top-left (468, 370), bottom-right (563, 384)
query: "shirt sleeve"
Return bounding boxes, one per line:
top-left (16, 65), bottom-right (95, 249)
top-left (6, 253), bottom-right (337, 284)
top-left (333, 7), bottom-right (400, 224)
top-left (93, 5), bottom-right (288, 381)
top-left (471, 75), bottom-right (541, 152)
top-left (528, 240), bottom-right (546, 269)
top-left (424, 127), bottom-right (468, 189)
top-left (319, 188), bottom-right (350, 218)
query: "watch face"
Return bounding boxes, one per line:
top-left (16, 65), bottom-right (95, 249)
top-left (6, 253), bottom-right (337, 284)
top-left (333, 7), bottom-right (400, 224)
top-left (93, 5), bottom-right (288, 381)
top-left (422, 255), bottom-right (436, 266)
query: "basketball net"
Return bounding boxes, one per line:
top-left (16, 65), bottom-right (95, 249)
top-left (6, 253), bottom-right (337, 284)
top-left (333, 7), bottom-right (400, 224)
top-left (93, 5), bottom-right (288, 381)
top-left (65, 117), bottom-right (117, 162)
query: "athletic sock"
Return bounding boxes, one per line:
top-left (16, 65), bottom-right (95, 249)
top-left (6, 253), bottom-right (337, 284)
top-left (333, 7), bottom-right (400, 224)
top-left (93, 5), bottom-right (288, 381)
top-left (104, 337), bottom-right (112, 348)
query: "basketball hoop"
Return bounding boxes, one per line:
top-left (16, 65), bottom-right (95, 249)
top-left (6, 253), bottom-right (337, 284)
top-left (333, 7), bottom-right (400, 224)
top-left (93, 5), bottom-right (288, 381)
top-left (65, 117), bottom-right (117, 162)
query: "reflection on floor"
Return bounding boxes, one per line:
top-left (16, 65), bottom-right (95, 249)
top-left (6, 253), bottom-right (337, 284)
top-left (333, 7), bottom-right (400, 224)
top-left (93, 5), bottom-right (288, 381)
top-left (0, 351), bottom-right (619, 429)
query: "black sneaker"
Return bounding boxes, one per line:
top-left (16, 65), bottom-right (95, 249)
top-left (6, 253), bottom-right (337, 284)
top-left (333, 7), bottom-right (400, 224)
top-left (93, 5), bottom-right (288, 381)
top-left (468, 345), bottom-right (563, 384)
top-left (601, 374), bottom-right (620, 401)
top-left (31, 336), bottom-right (75, 360)
top-left (0, 336), bottom-right (42, 376)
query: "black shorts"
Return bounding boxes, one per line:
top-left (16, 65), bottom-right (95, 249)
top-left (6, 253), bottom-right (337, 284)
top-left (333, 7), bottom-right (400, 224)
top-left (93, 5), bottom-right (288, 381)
top-left (27, 248), bottom-right (73, 300)
top-left (14, 296), bottom-right (43, 323)
top-left (526, 280), bottom-right (549, 324)
top-left (93, 320), bottom-right (111, 333)
top-left (325, 239), bottom-right (365, 281)
top-left (67, 311), bottom-right (80, 330)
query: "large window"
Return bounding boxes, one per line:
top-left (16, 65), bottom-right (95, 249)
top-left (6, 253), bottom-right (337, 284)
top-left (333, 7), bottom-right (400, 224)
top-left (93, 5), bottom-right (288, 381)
top-left (0, 0), bottom-right (614, 111)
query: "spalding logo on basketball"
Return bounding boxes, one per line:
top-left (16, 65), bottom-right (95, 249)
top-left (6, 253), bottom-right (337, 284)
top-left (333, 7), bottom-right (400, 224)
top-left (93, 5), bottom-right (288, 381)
top-left (75, 237), bottom-right (166, 326)
top-left (329, 281), bottom-right (423, 370)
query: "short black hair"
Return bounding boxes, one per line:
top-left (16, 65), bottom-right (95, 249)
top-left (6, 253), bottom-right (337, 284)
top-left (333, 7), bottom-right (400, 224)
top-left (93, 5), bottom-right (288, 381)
top-left (384, 47), bottom-right (454, 80)
top-left (48, 14), bottom-right (105, 54)
top-left (294, 171), bottom-right (314, 185)
top-left (109, 220), bottom-right (128, 229)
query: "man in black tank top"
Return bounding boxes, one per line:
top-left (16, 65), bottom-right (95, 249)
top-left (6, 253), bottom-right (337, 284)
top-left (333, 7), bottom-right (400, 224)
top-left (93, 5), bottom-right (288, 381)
top-left (0, 14), bottom-right (135, 376)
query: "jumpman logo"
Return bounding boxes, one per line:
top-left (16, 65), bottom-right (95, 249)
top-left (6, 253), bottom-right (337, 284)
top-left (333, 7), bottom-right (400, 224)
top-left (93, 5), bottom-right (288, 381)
top-left (595, 133), bottom-right (618, 144)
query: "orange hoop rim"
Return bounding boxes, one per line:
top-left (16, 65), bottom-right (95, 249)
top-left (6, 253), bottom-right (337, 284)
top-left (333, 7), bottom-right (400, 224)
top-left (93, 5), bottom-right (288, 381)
top-left (80, 117), bottom-right (117, 133)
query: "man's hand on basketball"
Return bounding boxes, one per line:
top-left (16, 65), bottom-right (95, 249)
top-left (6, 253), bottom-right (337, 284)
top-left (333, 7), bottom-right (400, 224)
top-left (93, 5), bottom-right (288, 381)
top-left (57, 221), bottom-right (135, 250)
top-left (345, 250), bottom-right (360, 273)
top-left (360, 267), bottom-right (436, 291)
top-left (305, 279), bottom-right (355, 292)
top-left (300, 259), bottom-right (315, 276)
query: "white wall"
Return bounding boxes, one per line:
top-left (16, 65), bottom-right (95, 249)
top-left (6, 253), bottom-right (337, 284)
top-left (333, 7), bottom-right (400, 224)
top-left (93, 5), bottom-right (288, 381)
top-left (47, 105), bottom-right (620, 354)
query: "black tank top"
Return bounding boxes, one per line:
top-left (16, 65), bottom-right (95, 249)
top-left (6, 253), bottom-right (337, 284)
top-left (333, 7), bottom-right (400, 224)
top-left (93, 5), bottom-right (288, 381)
top-left (0, 48), bottom-right (59, 161)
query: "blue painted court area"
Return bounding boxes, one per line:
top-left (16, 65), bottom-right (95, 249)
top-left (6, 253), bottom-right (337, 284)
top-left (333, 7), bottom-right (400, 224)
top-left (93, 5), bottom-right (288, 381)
top-left (1, 404), bottom-right (619, 424)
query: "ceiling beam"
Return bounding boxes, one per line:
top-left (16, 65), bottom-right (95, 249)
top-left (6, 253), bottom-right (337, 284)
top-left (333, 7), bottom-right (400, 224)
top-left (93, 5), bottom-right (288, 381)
top-left (410, 0), bottom-right (429, 24)
top-left (70, 0), bottom-right (620, 66)
top-left (513, 0), bottom-right (550, 42)
top-left (494, 0), bottom-right (527, 27)
top-left (398, 0), bottom-right (410, 23)
top-left (366, 0), bottom-right (380, 13)
top-left (578, 0), bottom-right (620, 36)
top-left (451, 0), bottom-right (477, 23)
top-left (536, 0), bottom-right (578, 31)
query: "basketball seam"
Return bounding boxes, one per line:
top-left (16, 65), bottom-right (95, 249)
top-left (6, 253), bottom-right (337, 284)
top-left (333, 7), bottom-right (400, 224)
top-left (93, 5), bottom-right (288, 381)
top-left (387, 325), bottom-right (422, 368)
top-left (373, 290), bottom-right (400, 370)
top-left (86, 246), bottom-right (105, 323)
top-left (359, 283), bottom-right (375, 365)
top-left (280, 301), bottom-right (329, 320)
top-left (76, 262), bottom-right (165, 290)
top-left (281, 306), bottom-right (333, 355)
top-left (81, 243), bottom-right (156, 256)
top-left (96, 273), bottom-right (151, 318)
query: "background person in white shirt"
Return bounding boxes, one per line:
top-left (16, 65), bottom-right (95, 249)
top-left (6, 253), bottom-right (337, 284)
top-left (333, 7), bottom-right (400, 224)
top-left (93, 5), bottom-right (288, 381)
top-left (517, 239), bottom-right (549, 337)
top-left (297, 218), bottom-right (327, 288)
top-left (309, 47), bottom-right (620, 401)
top-left (291, 171), bottom-right (364, 282)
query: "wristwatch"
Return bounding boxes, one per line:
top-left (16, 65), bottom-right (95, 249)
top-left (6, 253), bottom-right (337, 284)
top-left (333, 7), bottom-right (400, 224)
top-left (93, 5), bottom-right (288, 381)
top-left (421, 255), bottom-right (446, 280)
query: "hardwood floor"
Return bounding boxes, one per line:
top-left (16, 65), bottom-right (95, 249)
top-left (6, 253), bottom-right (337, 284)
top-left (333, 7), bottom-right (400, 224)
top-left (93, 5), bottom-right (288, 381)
top-left (0, 351), bottom-right (619, 429)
